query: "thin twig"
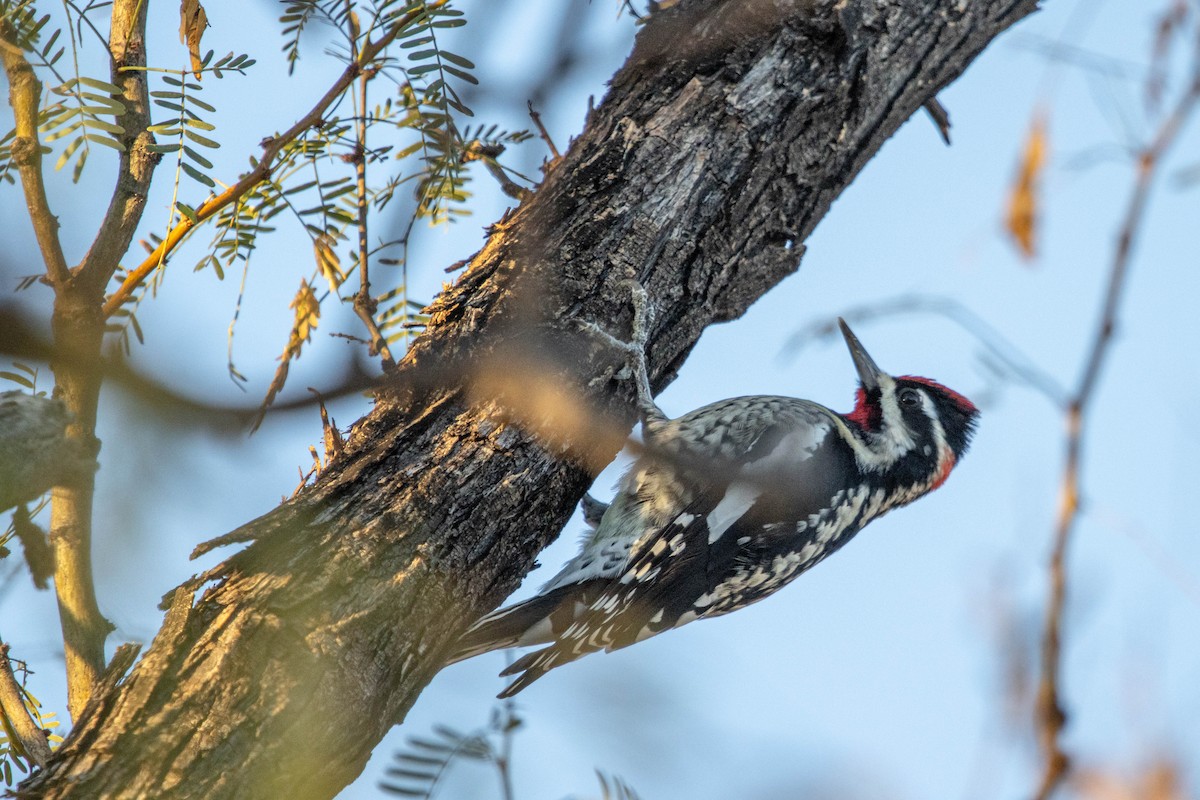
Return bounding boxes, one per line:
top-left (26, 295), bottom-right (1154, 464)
top-left (102, 1), bottom-right (448, 318)
top-left (494, 695), bottom-right (517, 800)
top-left (1032, 66), bottom-right (1200, 800)
top-left (351, 58), bottom-right (395, 368)
top-left (527, 100), bottom-right (561, 161)
top-left (786, 295), bottom-right (1070, 407)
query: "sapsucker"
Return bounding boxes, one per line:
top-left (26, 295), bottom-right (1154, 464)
top-left (451, 301), bottom-right (979, 698)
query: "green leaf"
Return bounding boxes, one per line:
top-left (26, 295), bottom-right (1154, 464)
top-left (445, 95), bottom-right (472, 116)
top-left (175, 201), bottom-right (200, 223)
top-left (189, 95), bottom-right (216, 113)
top-left (377, 786), bottom-right (427, 798)
top-left (79, 92), bottom-right (127, 113)
top-left (0, 372), bottom-right (35, 389)
top-left (78, 76), bottom-right (124, 94)
top-left (75, 104), bottom-right (124, 116)
top-left (183, 145), bottom-right (213, 169)
top-left (440, 52), bottom-right (474, 70)
top-left (283, 179), bottom-right (318, 195)
top-left (71, 145), bottom-right (89, 182)
top-left (181, 161), bottom-right (215, 186)
top-left (85, 119), bottom-right (126, 135)
top-left (43, 120), bottom-right (84, 143)
top-left (54, 136), bottom-right (84, 171)
top-left (185, 117), bottom-right (216, 131)
top-left (184, 129), bottom-right (219, 149)
top-left (84, 133), bottom-right (125, 151)
top-left (393, 141), bottom-right (423, 160)
top-left (399, 35), bottom-right (434, 48)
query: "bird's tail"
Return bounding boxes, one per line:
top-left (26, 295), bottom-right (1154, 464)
top-left (448, 584), bottom-right (588, 666)
top-left (495, 643), bottom-right (584, 698)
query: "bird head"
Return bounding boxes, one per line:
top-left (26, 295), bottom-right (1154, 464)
top-left (838, 318), bottom-right (979, 484)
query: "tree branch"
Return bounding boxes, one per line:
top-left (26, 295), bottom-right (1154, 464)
top-left (73, 0), bottom-right (154, 295)
top-left (22, 1), bottom-right (1038, 797)
top-left (0, 641), bottom-right (53, 769)
top-left (0, 20), bottom-right (72, 287)
top-left (1032, 61), bottom-right (1200, 800)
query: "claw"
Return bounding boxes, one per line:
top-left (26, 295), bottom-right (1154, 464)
top-left (577, 280), bottom-right (668, 433)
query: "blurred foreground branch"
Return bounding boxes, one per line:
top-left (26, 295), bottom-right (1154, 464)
top-left (0, 394), bottom-right (93, 513)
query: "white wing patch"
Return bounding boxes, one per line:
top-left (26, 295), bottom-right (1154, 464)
top-left (706, 482), bottom-right (760, 543)
top-left (706, 423), bottom-right (831, 544)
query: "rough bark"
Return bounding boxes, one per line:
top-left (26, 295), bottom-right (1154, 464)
top-left (20, 0), bottom-right (1037, 797)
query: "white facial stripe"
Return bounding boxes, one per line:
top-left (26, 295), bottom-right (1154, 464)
top-left (923, 394), bottom-right (957, 482)
top-left (841, 376), bottom-right (912, 471)
top-left (838, 380), bottom-right (959, 473)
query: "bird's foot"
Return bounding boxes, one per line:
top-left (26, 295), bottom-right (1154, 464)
top-left (576, 280), bottom-right (668, 433)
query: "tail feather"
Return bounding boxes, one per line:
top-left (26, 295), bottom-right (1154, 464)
top-left (449, 583), bottom-right (597, 665)
top-left (496, 648), bottom-right (552, 698)
top-left (496, 644), bottom-right (584, 699)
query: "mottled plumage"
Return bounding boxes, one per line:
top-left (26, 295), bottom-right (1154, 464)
top-left (452, 316), bottom-right (978, 697)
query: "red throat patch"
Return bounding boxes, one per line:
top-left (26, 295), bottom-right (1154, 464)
top-left (844, 387), bottom-right (880, 430)
top-left (930, 446), bottom-right (956, 491)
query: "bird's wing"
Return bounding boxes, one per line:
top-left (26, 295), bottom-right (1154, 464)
top-left (496, 403), bottom-right (854, 696)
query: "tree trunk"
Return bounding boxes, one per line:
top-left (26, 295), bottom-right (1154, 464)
top-left (21, 0), bottom-right (1037, 797)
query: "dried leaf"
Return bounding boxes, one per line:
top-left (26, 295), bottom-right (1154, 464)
top-left (288, 280), bottom-right (320, 349)
top-left (255, 281), bottom-right (319, 430)
top-left (1005, 113), bottom-right (1047, 262)
top-left (313, 233), bottom-right (344, 292)
top-left (179, 0), bottom-right (209, 80)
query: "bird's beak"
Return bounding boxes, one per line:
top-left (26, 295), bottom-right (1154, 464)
top-left (838, 318), bottom-right (885, 392)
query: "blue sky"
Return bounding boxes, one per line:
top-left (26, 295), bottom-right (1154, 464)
top-left (2, 1), bottom-right (1198, 798)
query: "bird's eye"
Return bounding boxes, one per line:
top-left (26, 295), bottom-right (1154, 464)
top-left (899, 388), bottom-right (921, 408)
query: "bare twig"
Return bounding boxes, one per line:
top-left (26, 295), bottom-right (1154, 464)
top-left (0, 642), bottom-right (52, 768)
top-left (350, 61), bottom-right (395, 369)
top-left (102, 1), bottom-right (448, 318)
top-left (465, 140), bottom-right (530, 200)
top-left (493, 693), bottom-right (518, 800)
top-left (785, 295), bottom-right (1069, 407)
top-left (527, 100), bottom-right (561, 162)
top-left (923, 97), bottom-right (952, 144)
top-left (1032, 64), bottom-right (1200, 800)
